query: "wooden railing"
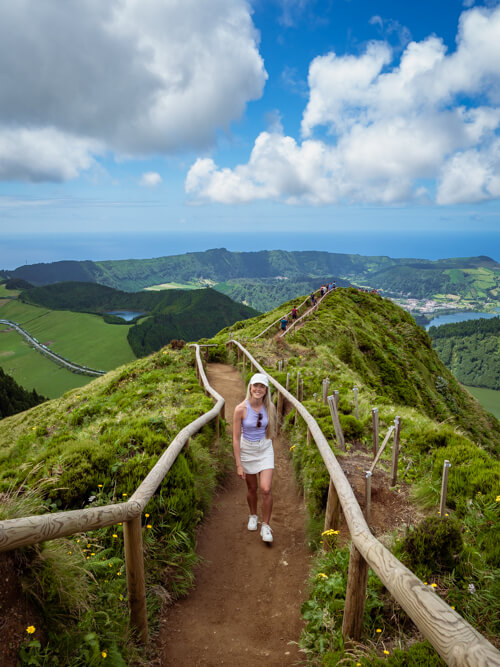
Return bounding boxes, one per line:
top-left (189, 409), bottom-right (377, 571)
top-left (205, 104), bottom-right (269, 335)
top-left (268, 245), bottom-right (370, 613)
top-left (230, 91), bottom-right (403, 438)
top-left (230, 339), bottom-right (500, 667)
top-left (252, 286), bottom-right (326, 340)
top-left (0, 344), bottom-right (225, 643)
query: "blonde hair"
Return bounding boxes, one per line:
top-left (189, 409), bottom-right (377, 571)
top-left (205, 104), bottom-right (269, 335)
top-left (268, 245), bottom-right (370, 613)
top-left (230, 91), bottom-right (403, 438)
top-left (245, 379), bottom-right (277, 438)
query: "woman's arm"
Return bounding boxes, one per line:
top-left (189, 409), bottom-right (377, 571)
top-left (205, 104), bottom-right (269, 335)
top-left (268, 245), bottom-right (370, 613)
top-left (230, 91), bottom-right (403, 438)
top-left (233, 402), bottom-right (246, 479)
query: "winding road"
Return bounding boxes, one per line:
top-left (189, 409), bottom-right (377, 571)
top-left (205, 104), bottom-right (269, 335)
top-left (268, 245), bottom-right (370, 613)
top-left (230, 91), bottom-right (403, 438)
top-left (0, 318), bottom-right (106, 377)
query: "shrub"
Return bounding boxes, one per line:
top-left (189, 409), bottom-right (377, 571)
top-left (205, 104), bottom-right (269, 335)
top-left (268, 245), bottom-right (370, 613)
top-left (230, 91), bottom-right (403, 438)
top-left (401, 516), bottom-right (463, 580)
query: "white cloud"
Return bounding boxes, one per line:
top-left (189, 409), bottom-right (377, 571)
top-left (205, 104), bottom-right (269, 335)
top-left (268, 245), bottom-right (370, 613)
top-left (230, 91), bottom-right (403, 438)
top-left (140, 172), bottom-right (162, 187)
top-left (0, 0), bottom-right (266, 181)
top-left (187, 5), bottom-right (500, 206)
top-left (0, 128), bottom-right (100, 182)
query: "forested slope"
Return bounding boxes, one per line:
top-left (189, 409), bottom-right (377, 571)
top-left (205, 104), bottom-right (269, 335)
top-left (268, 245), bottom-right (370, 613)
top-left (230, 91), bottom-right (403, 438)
top-left (0, 367), bottom-right (46, 418)
top-left (428, 316), bottom-right (500, 389)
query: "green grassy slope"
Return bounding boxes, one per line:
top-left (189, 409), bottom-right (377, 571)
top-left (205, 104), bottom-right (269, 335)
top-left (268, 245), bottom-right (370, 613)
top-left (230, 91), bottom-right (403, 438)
top-left (1, 288), bottom-right (498, 663)
top-left (0, 346), bottom-right (231, 663)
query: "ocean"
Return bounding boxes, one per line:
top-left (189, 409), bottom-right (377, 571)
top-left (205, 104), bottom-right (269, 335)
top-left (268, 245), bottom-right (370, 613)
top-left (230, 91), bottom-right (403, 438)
top-left (1, 230), bottom-right (499, 270)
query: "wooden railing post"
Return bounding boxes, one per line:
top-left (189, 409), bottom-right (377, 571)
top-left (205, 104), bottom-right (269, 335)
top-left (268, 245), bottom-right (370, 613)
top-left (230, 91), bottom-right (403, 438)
top-left (323, 478), bottom-right (340, 533)
top-left (390, 416), bottom-right (401, 486)
top-left (123, 517), bottom-right (148, 643)
top-left (371, 408), bottom-right (379, 456)
top-left (440, 460), bottom-right (451, 516)
top-left (322, 378), bottom-right (330, 405)
top-left (327, 395), bottom-right (345, 451)
top-left (306, 427), bottom-right (311, 448)
top-left (365, 471), bottom-right (372, 524)
top-left (342, 543), bottom-right (369, 641)
top-left (353, 386), bottom-right (359, 419)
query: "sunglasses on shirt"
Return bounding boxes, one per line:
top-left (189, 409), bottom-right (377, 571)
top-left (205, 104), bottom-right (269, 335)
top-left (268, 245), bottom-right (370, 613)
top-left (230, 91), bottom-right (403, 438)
top-left (257, 412), bottom-right (262, 428)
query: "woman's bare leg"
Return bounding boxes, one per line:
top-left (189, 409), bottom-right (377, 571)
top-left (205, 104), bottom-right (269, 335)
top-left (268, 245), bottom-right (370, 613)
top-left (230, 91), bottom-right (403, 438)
top-left (259, 469), bottom-right (273, 524)
top-left (245, 474), bottom-right (258, 515)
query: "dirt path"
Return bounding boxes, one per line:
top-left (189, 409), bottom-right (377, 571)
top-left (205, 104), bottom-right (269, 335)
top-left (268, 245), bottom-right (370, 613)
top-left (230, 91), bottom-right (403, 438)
top-left (158, 363), bottom-right (311, 666)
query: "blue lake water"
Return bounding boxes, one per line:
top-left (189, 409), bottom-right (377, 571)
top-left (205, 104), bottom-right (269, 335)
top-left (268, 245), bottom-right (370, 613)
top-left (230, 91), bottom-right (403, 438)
top-left (425, 310), bottom-right (500, 330)
top-left (106, 311), bottom-right (145, 322)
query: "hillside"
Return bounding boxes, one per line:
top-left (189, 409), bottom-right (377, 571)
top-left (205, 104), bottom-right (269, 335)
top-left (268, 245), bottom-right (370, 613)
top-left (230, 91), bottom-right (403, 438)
top-left (5, 249), bottom-right (499, 312)
top-left (213, 287), bottom-right (500, 452)
top-left (1, 288), bottom-right (498, 664)
top-left (428, 316), bottom-right (500, 390)
top-left (18, 281), bottom-right (259, 357)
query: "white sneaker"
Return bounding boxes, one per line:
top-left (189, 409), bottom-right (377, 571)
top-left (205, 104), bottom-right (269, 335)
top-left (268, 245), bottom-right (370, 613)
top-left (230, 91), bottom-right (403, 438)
top-left (247, 514), bottom-right (258, 531)
top-left (260, 522), bottom-right (273, 543)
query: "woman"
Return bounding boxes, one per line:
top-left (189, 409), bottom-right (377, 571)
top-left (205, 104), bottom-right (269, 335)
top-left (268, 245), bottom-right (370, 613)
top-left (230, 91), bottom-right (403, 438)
top-left (233, 373), bottom-right (277, 543)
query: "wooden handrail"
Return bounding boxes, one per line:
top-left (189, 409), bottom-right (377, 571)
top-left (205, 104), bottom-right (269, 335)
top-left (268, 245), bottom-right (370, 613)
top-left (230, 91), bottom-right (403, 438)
top-left (230, 340), bottom-right (500, 667)
top-left (252, 287), bottom-right (323, 340)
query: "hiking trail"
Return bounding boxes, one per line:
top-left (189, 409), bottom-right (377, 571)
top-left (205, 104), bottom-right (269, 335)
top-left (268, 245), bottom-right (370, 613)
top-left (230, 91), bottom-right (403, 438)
top-left (158, 363), bottom-right (311, 666)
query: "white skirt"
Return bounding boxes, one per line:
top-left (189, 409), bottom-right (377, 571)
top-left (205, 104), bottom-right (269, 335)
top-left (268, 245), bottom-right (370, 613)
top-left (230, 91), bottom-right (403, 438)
top-left (240, 436), bottom-right (274, 474)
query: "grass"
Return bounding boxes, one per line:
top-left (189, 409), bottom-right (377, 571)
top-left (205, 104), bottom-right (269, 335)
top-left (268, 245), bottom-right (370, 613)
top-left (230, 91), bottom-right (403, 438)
top-left (0, 345), bottom-right (232, 664)
top-left (464, 386), bottom-right (500, 419)
top-left (0, 299), bottom-right (136, 397)
top-left (0, 327), bottom-right (94, 397)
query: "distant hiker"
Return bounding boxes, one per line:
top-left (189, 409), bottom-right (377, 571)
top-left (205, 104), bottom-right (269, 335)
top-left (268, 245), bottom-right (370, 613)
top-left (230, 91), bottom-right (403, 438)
top-left (291, 306), bottom-right (298, 320)
top-left (310, 293), bottom-right (316, 306)
top-left (320, 285), bottom-right (325, 297)
top-left (233, 373), bottom-right (277, 543)
top-left (280, 315), bottom-right (288, 332)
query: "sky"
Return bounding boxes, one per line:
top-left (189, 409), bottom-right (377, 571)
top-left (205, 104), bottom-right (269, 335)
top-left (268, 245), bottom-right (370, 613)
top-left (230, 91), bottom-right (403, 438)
top-left (1, 0), bottom-right (500, 268)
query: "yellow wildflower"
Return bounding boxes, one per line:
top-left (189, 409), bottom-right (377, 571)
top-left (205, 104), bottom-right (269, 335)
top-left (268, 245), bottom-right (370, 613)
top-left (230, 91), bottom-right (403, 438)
top-left (289, 445), bottom-right (296, 451)
top-left (102, 651), bottom-right (107, 658)
top-left (145, 513), bottom-right (150, 518)
top-left (496, 495), bottom-right (500, 502)
top-left (112, 534), bottom-right (118, 539)
top-left (430, 583), bottom-right (437, 588)
top-left (321, 529), bottom-right (339, 536)
top-left (317, 572), bottom-right (328, 578)
top-left (98, 484), bottom-right (103, 488)
top-left (376, 628), bottom-right (382, 633)
top-left (122, 493), bottom-right (127, 497)
top-left (451, 605), bottom-right (455, 610)
top-left (26, 626), bottom-right (36, 634)
top-left (146, 524), bottom-right (152, 529)
top-left (383, 650), bottom-right (390, 655)
top-left (117, 572), bottom-right (121, 576)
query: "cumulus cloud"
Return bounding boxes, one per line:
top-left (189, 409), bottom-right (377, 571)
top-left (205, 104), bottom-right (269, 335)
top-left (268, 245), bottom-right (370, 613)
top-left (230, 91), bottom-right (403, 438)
top-left (187, 4), bottom-right (500, 206)
top-left (0, 0), bottom-right (266, 181)
top-left (140, 172), bottom-right (162, 187)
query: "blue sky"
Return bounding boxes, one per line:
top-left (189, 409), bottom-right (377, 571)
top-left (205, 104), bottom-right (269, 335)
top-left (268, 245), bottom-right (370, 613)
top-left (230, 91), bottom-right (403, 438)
top-left (1, 0), bottom-right (499, 267)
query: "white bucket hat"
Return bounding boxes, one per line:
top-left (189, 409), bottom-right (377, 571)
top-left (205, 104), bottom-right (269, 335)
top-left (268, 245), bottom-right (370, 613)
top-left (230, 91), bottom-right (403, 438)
top-left (249, 373), bottom-right (269, 387)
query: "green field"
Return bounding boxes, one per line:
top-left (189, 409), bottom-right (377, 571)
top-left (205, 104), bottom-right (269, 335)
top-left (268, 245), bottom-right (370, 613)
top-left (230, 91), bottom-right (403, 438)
top-left (0, 329), bottom-right (97, 398)
top-left (0, 299), bottom-right (136, 398)
top-left (464, 386), bottom-right (500, 420)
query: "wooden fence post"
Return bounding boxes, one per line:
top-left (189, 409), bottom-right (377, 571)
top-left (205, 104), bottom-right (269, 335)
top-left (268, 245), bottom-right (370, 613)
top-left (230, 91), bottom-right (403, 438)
top-left (294, 372), bottom-right (301, 425)
top-left (306, 427), bottom-right (311, 448)
top-left (353, 386), bottom-right (359, 420)
top-left (327, 395), bottom-right (345, 451)
top-left (322, 378), bottom-right (330, 405)
top-left (123, 517), bottom-right (148, 643)
top-left (300, 378), bottom-right (304, 401)
top-left (440, 460), bottom-right (451, 516)
top-left (285, 372), bottom-right (290, 392)
top-left (215, 414), bottom-right (220, 447)
top-left (390, 416), bottom-right (401, 486)
top-left (365, 471), bottom-right (372, 524)
top-left (323, 478), bottom-right (341, 533)
top-left (278, 360), bottom-right (283, 371)
top-left (333, 389), bottom-right (339, 410)
top-left (371, 408), bottom-right (379, 456)
top-left (342, 544), bottom-right (369, 641)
